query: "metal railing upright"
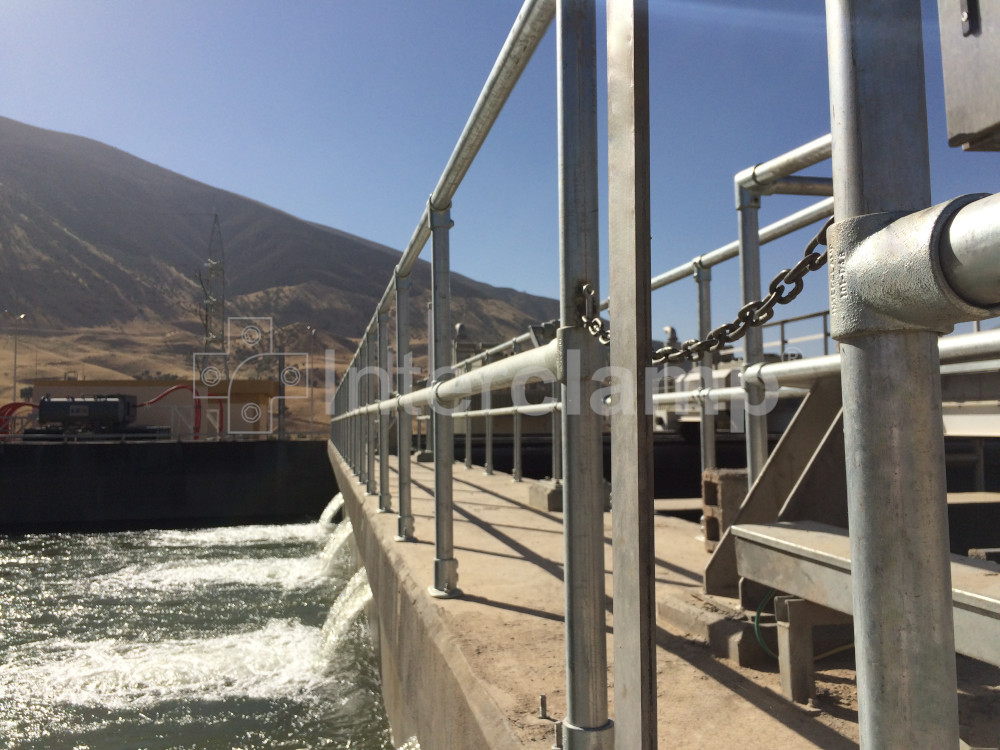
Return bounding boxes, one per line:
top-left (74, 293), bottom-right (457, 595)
top-left (326, 2), bottom-right (1000, 748)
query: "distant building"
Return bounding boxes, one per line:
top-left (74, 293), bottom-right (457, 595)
top-left (31, 379), bottom-right (279, 439)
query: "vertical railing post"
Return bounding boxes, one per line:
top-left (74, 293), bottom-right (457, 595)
top-left (358, 348), bottom-right (369, 488)
top-left (395, 274), bottom-right (416, 541)
top-left (424, 301), bottom-right (435, 461)
top-left (825, 1), bottom-right (958, 747)
top-left (378, 309), bottom-right (392, 512)
top-left (551, 382), bottom-right (563, 483)
top-left (351, 360), bottom-right (365, 472)
top-left (464, 386), bottom-right (473, 470)
top-left (557, 1), bottom-right (614, 746)
top-left (428, 200), bottom-right (460, 598)
top-left (484, 355), bottom-right (494, 475)
top-left (349, 367), bottom-right (356, 471)
top-left (695, 261), bottom-right (716, 472)
top-left (737, 183), bottom-right (768, 485)
top-left (608, 0), bottom-right (655, 746)
top-left (512, 410), bottom-right (523, 482)
top-left (366, 328), bottom-right (377, 496)
top-left (485, 410), bottom-right (494, 474)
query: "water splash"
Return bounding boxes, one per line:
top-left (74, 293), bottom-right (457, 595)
top-left (96, 555), bottom-right (332, 593)
top-left (318, 493), bottom-right (345, 529)
top-left (150, 522), bottom-right (325, 547)
top-left (321, 567), bottom-right (373, 651)
top-left (319, 520), bottom-right (355, 578)
top-left (1, 619), bottom-right (328, 710)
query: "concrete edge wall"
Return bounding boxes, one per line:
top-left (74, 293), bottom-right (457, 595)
top-left (327, 441), bottom-right (524, 750)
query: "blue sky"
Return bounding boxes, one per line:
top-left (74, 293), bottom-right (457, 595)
top-left (2, 0), bottom-right (997, 351)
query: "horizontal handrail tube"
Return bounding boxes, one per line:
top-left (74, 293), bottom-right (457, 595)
top-left (453, 402), bottom-right (561, 419)
top-left (764, 176), bottom-right (834, 197)
top-left (764, 332), bottom-right (827, 347)
top-left (335, 340), bottom-right (559, 420)
top-left (745, 329), bottom-right (1000, 387)
top-left (761, 310), bottom-right (830, 328)
top-left (454, 330), bottom-right (537, 371)
top-left (735, 134), bottom-right (833, 190)
top-left (940, 192), bottom-right (1000, 308)
top-left (652, 386), bottom-right (810, 405)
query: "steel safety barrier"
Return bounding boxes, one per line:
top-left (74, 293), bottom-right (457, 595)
top-left (328, 1), bottom-right (1000, 748)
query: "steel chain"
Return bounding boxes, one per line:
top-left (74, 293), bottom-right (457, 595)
top-left (580, 217), bottom-right (834, 365)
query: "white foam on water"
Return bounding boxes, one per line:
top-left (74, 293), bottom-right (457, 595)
top-left (321, 567), bottom-right (373, 651)
top-left (319, 521), bottom-right (354, 577)
top-left (97, 555), bottom-right (331, 593)
top-left (0, 619), bottom-right (328, 710)
top-left (150, 522), bottom-right (325, 548)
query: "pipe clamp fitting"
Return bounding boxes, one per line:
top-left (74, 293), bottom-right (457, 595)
top-left (828, 195), bottom-right (995, 340)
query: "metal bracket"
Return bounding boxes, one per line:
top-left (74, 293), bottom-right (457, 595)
top-left (427, 199), bottom-right (454, 229)
top-left (693, 257), bottom-right (711, 283)
top-left (827, 194), bottom-right (997, 340)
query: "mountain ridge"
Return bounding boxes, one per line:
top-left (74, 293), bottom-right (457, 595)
top-left (0, 115), bottom-right (557, 352)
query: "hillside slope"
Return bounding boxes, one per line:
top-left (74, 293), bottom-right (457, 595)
top-left (0, 116), bottom-right (557, 349)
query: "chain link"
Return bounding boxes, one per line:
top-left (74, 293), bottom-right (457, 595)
top-left (580, 217), bottom-right (834, 365)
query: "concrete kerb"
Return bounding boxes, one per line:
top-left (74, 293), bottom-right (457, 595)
top-left (327, 441), bottom-right (523, 750)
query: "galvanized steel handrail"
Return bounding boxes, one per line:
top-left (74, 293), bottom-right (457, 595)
top-left (452, 402), bottom-right (561, 419)
top-left (333, 339), bottom-right (558, 420)
top-left (743, 328), bottom-right (1000, 388)
top-left (735, 133), bottom-right (832, 189)
top-left (453, 329), bottom-right (539, 371)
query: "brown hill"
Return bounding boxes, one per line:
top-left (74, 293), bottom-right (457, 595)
top-left (0, 116), bottom-right (557, 362)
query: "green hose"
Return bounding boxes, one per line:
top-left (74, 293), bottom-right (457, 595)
top-left (754, 588), bottom-right (779, 660)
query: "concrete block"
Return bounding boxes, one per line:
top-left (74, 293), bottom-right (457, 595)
top-left (527, 479), bottom-right (612, 513)
top-left (969, 548), bottom-right (1000, 563)
top-left (528, 480), bottom-right (562, 511)
top-left (701, 468), bottom-right (748, 552)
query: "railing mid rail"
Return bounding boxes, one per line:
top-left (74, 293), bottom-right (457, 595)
top-left (329, 2), bottom-right (1000, 749)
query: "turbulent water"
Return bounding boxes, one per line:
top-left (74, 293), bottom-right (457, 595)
top-left (0, 500), bottom-right (412, 749)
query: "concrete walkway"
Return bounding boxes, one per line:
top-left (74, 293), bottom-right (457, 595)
top-left (328, 445), bottom-right (878, 748)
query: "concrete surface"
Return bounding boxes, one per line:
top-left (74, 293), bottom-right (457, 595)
top-left (328, 443), bottom-right (878, 749)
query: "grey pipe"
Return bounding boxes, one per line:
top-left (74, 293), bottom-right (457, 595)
top-left (429, 204), bottom-right (459, 597)
top-left (940, 192), bottom-right (1000, 308)
top-left (557, 0), bottom-right (613, 745)
top-left (395, 275), bottom-right (415, 541)
top-left (735, 133), bottom-right (832, 189)
top-left (737, 184), bottom-right (769, 484)
top-left (377, 311), bottom-right (392, 512)
top-left (826, 1), bottom-right (958, 747)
